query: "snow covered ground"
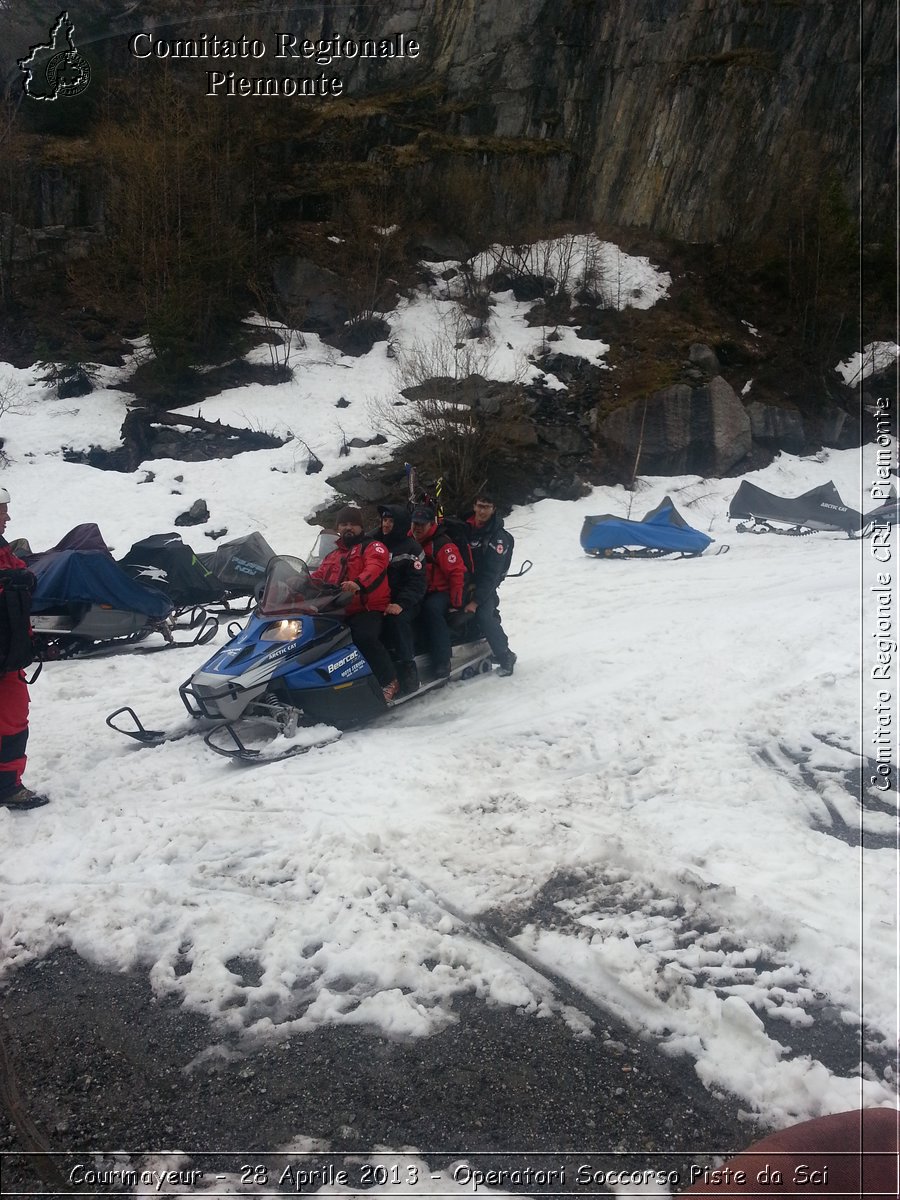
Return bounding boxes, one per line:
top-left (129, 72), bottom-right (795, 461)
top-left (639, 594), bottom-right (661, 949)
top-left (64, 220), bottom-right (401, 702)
top-left (0, 241), bottom-right (896, 1182)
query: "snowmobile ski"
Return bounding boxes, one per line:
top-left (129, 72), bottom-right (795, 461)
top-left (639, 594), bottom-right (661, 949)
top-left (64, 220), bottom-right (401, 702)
top-left (203, 718), bottom-right (342, 763)
top-left (105, 706), bottom-right (216, 747)
top-left (34, 611), bottom-right (219, 660)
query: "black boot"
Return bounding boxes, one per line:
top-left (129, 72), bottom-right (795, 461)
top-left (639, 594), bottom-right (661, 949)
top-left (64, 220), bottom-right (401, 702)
top-left (0, 785), bottom-right (50, 810)
top-left (398, 661), bottom-right (420, 695)
top-left (497, 651), bottom-right (517, 677)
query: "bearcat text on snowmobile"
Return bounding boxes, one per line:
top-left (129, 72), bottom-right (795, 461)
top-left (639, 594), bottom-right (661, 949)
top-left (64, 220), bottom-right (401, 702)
top-left (107, 553), bottom-right (498, 762)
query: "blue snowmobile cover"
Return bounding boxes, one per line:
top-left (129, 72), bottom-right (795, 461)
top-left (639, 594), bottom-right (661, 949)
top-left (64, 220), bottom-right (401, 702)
top-left (30, 550), bottom-right (174, 617)
top-left (581, 496), bottom-right (713, 556)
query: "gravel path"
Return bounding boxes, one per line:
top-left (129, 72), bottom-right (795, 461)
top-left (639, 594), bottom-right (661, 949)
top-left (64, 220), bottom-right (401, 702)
top-left (0, 950), bottom-right (757, 1196)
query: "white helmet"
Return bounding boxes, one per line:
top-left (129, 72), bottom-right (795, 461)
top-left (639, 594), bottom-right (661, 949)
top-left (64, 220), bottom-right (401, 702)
top-left (0, 488), bottom-right (9, 503)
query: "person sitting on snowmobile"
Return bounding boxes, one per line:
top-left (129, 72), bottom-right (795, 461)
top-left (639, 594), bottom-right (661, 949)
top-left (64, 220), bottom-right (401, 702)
top-left (372, 505), bottom-right (426, 695)
top-left (409, 504), bottom-right (467, 681)
top-left (463, 491), bottom-right (516, 677)
top-left (310, 506), bottom-right (400, 702)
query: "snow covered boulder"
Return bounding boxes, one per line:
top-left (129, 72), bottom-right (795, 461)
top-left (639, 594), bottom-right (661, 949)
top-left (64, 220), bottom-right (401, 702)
top-left (600, 375), bottom-right (751, 476)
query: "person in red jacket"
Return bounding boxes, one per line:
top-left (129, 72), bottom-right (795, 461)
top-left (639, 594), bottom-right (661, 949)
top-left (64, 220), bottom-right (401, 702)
top-left (0, 487), bottom-right (47, 809)
top-left (310, 506), bottom-right (399, 701)
top-left (409, 504), bottom-right (467, 680)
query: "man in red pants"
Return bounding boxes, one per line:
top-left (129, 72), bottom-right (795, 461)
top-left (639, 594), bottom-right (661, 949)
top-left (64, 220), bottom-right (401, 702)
top-left (0, 487), bottom-right (47, 810)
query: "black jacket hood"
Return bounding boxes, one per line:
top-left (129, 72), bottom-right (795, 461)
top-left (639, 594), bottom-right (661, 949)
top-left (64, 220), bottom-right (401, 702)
top-left (375, 505), bottom-right (413, 549)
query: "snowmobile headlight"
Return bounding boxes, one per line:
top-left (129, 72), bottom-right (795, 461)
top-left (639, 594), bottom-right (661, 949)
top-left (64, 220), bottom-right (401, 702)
top-left (261, 619), bottom-right (303, 642)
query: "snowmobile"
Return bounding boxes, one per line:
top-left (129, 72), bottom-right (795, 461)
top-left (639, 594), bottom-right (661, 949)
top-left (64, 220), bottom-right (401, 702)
top-left (728, 480), bottom-right (861, 536)
top-left (27, 526), bottom-right (219, 659)
top-left (106, 553), bottom-right (497, 762)
top-left (118, 531), bottom-right (226, 628)
top-left (30, 560), bottom-right (219, 659)
top-left (850, 487), bottom-right (899, 539)
top-left (581, 496), bottom-right (723, 559)
top-left (195, 530), bottom-right (277, 614)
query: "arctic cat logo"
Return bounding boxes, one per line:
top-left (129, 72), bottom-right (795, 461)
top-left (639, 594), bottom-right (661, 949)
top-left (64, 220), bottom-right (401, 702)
top-left (327, 650), bottom-right (360, 674)
top-left (133, 564), bottom-right (169, 582)
top-left (821, 502), bottom-right (848, 512)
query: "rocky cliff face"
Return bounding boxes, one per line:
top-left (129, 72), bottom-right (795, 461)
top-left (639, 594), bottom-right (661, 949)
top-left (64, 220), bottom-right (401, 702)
top-left (1, 0), bottom-right (893, 244)
top-left (419, 0), bottom-right (891, 239)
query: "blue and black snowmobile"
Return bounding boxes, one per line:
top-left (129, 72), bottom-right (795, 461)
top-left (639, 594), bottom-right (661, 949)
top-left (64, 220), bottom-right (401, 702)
top-left (107, 553), bottom-right (497, 762)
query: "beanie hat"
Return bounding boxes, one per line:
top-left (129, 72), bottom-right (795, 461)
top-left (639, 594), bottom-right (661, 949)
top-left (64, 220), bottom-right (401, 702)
top-left (410, 504), bottom-right (435, 524)
top-left (335, 505), bottom-right (363, 526)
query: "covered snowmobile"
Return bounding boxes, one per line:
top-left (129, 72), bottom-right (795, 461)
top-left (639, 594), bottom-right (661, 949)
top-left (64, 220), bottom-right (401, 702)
top-left (855, 486), bottom-right (899, 536)
top-left (107, 553), bottom-right (495, 762)
top-left (729, 480), bottom-right (861, 535)
top-left (580, 497), bottom-right (715, 559)
top-left (197, 531), bottom-right (276, 611)
top-left (26, 524), bottom-right (217, 658)
top-left (118, 532), bottom-right (225, 613)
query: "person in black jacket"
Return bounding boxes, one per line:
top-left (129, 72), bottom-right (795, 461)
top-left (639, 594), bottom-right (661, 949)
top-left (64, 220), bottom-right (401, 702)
top-left (375, 504), bottom-right (427, 694)
top-left (463, 491), bottom-right (516, 676)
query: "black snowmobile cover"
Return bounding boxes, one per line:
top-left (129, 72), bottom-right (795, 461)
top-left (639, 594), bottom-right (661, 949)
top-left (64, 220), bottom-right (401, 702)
top-left (862, 486), bottom-right (899, 527)
top-left (118, 533), bottom-right (225, 607)
top-left (729, 481), bottom-right (861, 533)
top-left (581, 496), bottom-right (713, 556)
top-left (198, 531), bottom-right (276, 595)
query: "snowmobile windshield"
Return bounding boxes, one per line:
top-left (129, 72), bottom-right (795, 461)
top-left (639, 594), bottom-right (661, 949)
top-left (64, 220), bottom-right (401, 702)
top-left (307, 530), bottom-right (340, 569)
top-left (257, 555), bottom-right (342, 617)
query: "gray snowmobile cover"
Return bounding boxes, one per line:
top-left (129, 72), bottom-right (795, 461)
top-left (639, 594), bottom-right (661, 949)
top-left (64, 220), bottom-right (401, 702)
top-left (862, 486), bottom-right (899, 527)
top-left (729, 481), bottom-right (861, 532)
top-left (198, 531), bottom-right (276, 595)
